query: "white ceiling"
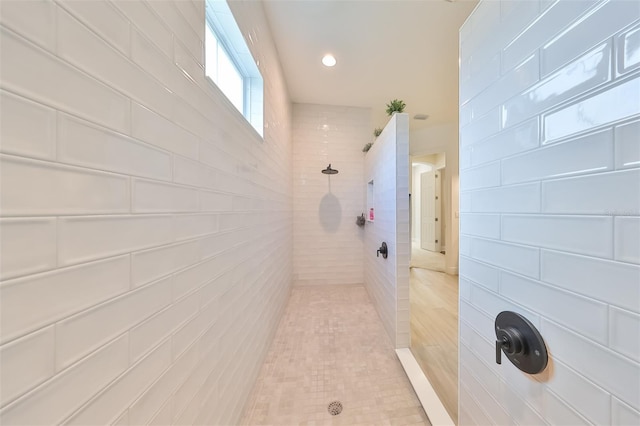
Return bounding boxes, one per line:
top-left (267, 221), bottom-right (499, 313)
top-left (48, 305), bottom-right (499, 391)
top-left (262, 0), bottom-right (478, 132)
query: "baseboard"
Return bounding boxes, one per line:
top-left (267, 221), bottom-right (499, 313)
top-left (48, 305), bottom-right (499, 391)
top-left (395, 348), bottom-right (454, 426)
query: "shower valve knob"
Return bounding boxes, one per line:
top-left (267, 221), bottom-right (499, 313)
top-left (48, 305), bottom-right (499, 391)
top-left (494, 311), bottom-right (548, 374)
top-left (377, 242), bottom-right (388, 259)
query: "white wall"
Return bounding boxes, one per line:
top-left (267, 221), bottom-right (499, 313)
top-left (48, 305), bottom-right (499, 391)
top-left (364, 114), bottom-right (410, 348)
top-left (292, 103), bottom-right (369, 286)
top-left (0, 0), bottom-right (292, 424)
top-left (411, 123), bottom-right (459, 274)
top-left (459, 1), bottom-right (640, 424)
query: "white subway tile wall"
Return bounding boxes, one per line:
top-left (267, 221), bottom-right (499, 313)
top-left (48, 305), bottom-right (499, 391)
top-left (292, 104), bottom-right (369, 286)
top-left (363, 114), bottom-right (411, 348)
top-left (460, 0), bottom-right (640, 424)
top-left (0, 1), bottom-right (292, 424)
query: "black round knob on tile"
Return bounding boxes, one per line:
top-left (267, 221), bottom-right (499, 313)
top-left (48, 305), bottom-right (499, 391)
top-left (377, 242), bottom-right (388, 259)
top-left (495, 311), bottom-right (548, 374)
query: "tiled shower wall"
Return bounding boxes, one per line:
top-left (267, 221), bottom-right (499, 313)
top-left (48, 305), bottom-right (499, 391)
top-left (364, 114), bottom-right (410, 348)
top-left (292, 104), bottom-right (370, 286)
top-left (459, 0), bottom-right (640, 424)
top-left (0, 0), bottom-right (292, 424)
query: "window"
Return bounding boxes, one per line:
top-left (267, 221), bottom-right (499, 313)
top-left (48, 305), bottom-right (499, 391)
top-left (205, 0), bottom-right (264, 136)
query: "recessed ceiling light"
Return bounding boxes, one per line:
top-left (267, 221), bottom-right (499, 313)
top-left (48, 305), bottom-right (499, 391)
top-left (322, 54), bottom-right (336, 67)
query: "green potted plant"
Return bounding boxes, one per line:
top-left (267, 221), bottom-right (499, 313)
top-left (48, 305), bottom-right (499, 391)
top-left (373, 127), bottom-right (382, 137)
top-left (386, 99), bottom-right (406, 115)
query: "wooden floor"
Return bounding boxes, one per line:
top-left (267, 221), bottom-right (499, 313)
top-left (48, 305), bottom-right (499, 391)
top-left (409, 266), bottom-right (459, 423)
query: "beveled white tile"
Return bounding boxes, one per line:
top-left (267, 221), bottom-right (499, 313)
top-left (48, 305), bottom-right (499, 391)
top-left (471, 118), bottom-right (540, 166)
top-left (459, 366), bottom-right (511, 425)
top-left (541, 249), bottom-right (640, 313)
top-left (0, 217), bottom-right (57, 280)
top-left (541, 0), bottom-right (640, 76)
top-left (542, 390), bottom-right (590, 426)
top-left (56, 0), bottom-right (130, 55)
top-left (129, 291), bottom-right (200, 363)
top-left (501, 271), bottom-right (608, 344)
top-left (460, 235), bottom-right (539, 278)
top-left (0, 334), bottom-right (128, 425)
top-left (0, 155), bottom-right (130, 216)
top-left (612, 397), bottom-right (640, 426)
top-left (504, 128), bottom-right (613, 184)
top-left (614, 119), bottom-right (640, 170)
top-left (128, 363), bottom-right (176, 426)
top-left (112, 411), bottom-right (128, 426)
top-left (617, 23), bottom-right (640, 75)
top-left (199, 190), bottom-right (234, 212)
top-left (0, 27), bottom-right (130, 134)
top-left (148, 399), bottom-right (173, 426)
top-left (131, 102), bottom-right (199, 160)
top-left (58, 114), bottom-right (172, 180)
top-left (133, 179), bottom-right (199, 213)
top-left (173, 155), bottom-right (203, 188)
top-left (130, 28), bottom-right (180, 94)
top-left (0, 90), bottom-right (56, 160)
top-left (460, 53), bottom-right (500, 106)
top-left (145, 0), bottom-right (202, 62)
top-left (541, 319), bottom-right (640, 408)
top-left (470, 52), bottom-right (540, 119)
top-left (468, 283), bottom-right (540, 332)
top-left (171, 308), bottom-right (212, 360)
top-left (615, 216), bottom-right (640, 264)
top-left (175, 0), bottom-right (204, 41)
top-left (459, 161), bottom-right (500, 191)
top-left (173, 213), bottom-right (219, 241)
top-left (459, 213), bottom-right (501, 240)
top-left (544, 76), bottom-right (640, 142)
top-left (111, 0), bottom-right (172, 58)
top-left (57, 8), bottom-right (174, 121)
top-left (545, 359), bottom-right (610, 425)
top-left (64, 339), bottom-right (172, 426)
top-left (0, 0), bottom-right (56, 52)
top-left (459, 256), bottom-right (499, 292)
top-left (0, 255), bottom-right (130, 344)
top-left (609, 306), bottom-right (640, 362)
top-left (502, 0), bottom-right (598, 73)
top-left (469, 182), bottom-right (541, 213)
top-left (55, 277), bottom-right (171, 370)
top-left (174, 38), bottom-right (204, 83)
top-left (502, 214), bottom-right (613, 258)
top-left (131, 240), bottom-right (200, 287)
top-left (502, 41), bottom-right (612, 128)
top-left (198, 142), bottom-right (236, 174)
top-left (542, 169), bottom-right (640, 214)
top-left (0, 326), bottom-right (55, 407)
top-left (58, 215), bottom-right (173, 266)
top-left (460, 108), bottom-right (500, 147)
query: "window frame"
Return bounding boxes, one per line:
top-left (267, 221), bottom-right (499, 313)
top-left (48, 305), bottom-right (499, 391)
top-left (204, 0), bottom-right (264, 137)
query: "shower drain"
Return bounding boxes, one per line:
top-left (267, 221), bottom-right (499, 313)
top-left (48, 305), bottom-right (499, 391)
top-left (327, 401), bottom-right (343, 416)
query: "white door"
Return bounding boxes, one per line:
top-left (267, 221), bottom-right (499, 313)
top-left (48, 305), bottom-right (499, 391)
top-left (420, 171), bottom-right (441, 252)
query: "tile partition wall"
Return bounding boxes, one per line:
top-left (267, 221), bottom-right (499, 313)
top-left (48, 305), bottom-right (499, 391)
top-left (0, 0), bottom-right (293, 424)
top-left (459, 0), bottom-right (640, 424)
top-left (292, 104), bottom-right (370, 286)
top-left (363, 114), bottom-right (411, 348)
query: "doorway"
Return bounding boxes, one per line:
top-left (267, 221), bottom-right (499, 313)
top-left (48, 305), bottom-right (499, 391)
top-left (409, 153), bottom-right (459, 423)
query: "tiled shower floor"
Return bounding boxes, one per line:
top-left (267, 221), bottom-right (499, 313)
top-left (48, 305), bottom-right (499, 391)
top-left (240, 285), bottom-right (430, 425)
